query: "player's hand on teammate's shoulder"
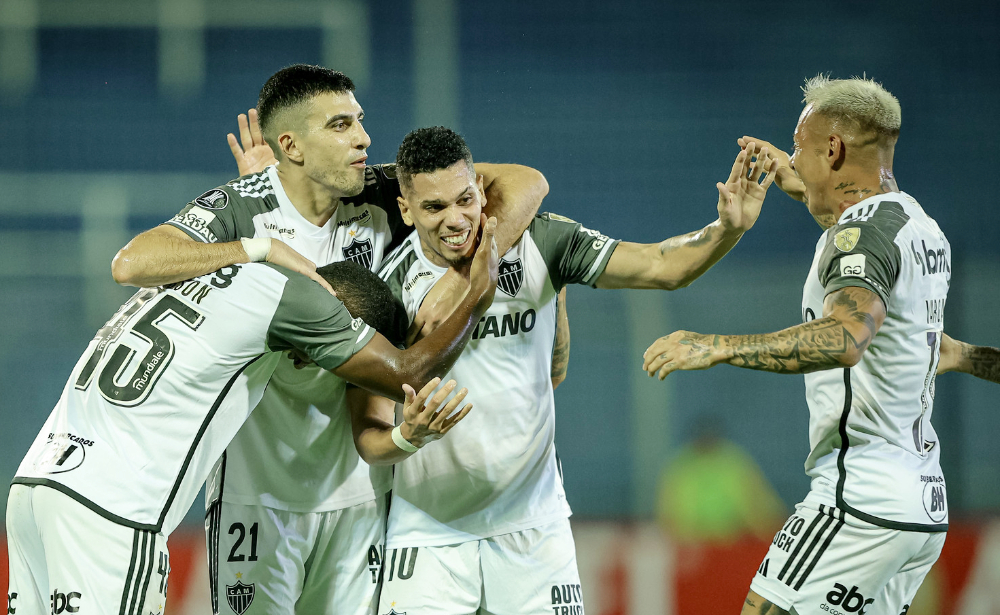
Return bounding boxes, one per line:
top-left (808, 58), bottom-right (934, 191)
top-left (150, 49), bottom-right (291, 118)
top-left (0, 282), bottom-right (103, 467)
top-left (716, 142), bottom-right (779, 235)
top-left (642, 330), bottom-right (725, 380)
top-left (738, 135), bottom-right (806, 203)
top-left (468, 215), bottom-right (500, 309)
top-left (228, 108), bottom-right (278, 176)
top-left (399, 377), bottom-right (474, 448)
top-left (265, 239), bottom-right (337, 295)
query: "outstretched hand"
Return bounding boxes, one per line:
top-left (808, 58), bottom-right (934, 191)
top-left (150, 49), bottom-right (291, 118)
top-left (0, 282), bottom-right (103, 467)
top-left (468, 215), bottom-right (499, 309)
top-left (717, 142), bottom-right (778, 234)
top-left (399, 378), bottom-right (474, 447)
top-left (642, 331), bottom-right (725, 380)
top-left (227, 109), bottom-right (278, 176)
top-left (738, 136), bottom-right (805, 203)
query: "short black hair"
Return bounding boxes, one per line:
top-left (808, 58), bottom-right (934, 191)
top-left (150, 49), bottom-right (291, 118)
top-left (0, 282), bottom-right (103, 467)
top-left (395, 126), bottom-right (474, 189)
top-left (317, 261), bottom-right (407, 347)
top-left (257, 64), bottom-right (355, 143)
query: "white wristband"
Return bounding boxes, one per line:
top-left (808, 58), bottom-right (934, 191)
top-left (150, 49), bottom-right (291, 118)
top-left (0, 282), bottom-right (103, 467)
top-left (240, 237), bottom-right (272, 262)
top-left (391, 424), bottom-right (420, 453)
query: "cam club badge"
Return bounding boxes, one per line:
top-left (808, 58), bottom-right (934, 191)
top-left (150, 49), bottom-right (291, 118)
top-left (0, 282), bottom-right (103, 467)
top-left (343, 238), bottom-right (374, 270)
top-left (226, 580), bottom-right (255, 614)
top-left (497, 258), bottom-right (523, 297)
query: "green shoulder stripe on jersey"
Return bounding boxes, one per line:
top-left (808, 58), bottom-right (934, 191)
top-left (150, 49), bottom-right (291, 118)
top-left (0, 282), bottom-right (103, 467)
top-left (264, 265), bottom-right (369, 370)
top-left (818, 211), bottom-right (903, 307)
top-left (166, 171), bottom-right (280, 244)
top-left (529, 212), bottom-right (619, 290)
top-left (841, 200), bottom-right (910, 242)
top-left (378, 241), bottom-right (421, 299)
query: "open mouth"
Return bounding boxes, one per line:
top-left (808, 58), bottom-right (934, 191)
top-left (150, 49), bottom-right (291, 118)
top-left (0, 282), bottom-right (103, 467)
top-left (441, 229), bottom-right (471, 249)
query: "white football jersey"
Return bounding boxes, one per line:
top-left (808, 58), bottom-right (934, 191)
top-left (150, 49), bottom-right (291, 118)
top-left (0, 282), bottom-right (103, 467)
top-left (800, 193), bottom-right (951, 531)
top-left (14, 264), bottom-right (375, 535)
top-left (378, 214), bottom-right (619, 548)
top-left (167, 164), bottom-right (406, 512)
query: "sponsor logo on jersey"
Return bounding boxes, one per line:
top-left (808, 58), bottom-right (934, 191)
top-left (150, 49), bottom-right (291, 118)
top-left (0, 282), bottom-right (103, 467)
top-left (823, 583), bottom-right (873, 614)
top-left (195, 189), bottom-right (229, 210)
top-left (367, 544), bottom-right (383, 583)
top-left (336, 209), bottom-right (373, 228)
top-left (49, 589), bottom-right (81, 614)
top-left (225, 581), bottom-right (254, 615)
top-left (8, 592), bottom-right (16, 614)
top-left (839, 253), bottom-right (866, 278)
top-left (171, 209), bottom-right (218, 243)
top-left (404, 270), bottom-right (434, 292)
top-left (344, 238), bottom-right (374, 270)
top-left (351, 318), bottom-right (364, 331)
top-left (551, 584), bottom-right (584, 615)
top-left (922, 479), bottom-right (947, 522)
top-left (263, 222), bottom-right (295, 239)
top-left (472, 310), bottom-right (536, 340)
top-left (497, 258), bottom-right (523, 296)
top-left (834, 227), bottom-right (861, 252)
top-left (33, 433), bottom-right (92, 474)
top-left (911, 239), bottom-right (950, 276)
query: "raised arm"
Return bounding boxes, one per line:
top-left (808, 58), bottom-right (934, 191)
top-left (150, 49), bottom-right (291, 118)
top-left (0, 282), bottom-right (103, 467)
top-left (332, 217), bottom-right (499, 399)
top-left (112, 224), bottom-right (333, 293)
top-left (595, 145), bottom-right (777, 290)
top-left (938, 333), bottom-right (1000, 383)
top-left (475, 163), bottom-right (548, 254)
top-left (347, 378), bottom-right (473, 465)
top-left (643, 286), bottom-right (886, 379)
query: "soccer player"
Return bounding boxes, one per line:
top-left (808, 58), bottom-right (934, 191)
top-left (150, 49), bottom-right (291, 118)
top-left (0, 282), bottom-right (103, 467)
top-left (642, 75), bottom-right (998, 615)
top-left (110, 65), bottom-right (548, 614)
top-left (6, 234), bottom-right (499, 615)
top-left (372, 126), bottom-right (776, 614)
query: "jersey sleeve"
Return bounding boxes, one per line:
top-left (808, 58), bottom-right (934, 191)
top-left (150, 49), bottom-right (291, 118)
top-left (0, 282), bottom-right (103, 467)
top-left (357, 164), bottom-right (410, 248)
top-left (817, 222), bottom-right (901, 307)
top-left (265, 268), bottom-right (377, 370)
top-left (163, 181), bottom-right (262, 243)
top-left (528, 212), bottom-right (620, 290)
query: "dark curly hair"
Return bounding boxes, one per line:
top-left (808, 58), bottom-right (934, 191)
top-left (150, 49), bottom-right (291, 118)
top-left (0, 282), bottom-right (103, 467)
top-left (395, 126), bottom-right (474, 190)
top-left (257, 65), bottom-right (355, 148)
top-left (317, 261), bottom-right (408, 347)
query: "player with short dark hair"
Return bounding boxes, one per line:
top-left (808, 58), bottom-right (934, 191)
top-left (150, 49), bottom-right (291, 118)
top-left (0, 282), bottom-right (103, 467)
top-left (6, 218), bottom-right (498, 615)
top-left (372, 126), bottom-right (777, 614)
top-left (110, 64), bottom-right (549, 615)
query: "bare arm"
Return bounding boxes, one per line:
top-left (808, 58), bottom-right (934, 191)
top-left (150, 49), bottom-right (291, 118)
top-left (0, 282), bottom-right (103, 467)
top-left (347, 379), bottom-right (472, 465)
top-left (112, 225), bottom-right (251, 287)
top-left (332, 217), bottom-right (499, 399)
top-left (596, 145), bottom-right (777, 291)
top-left (551, 287), bottom-right (570, 389)
top-left (938, 333), bottom-right (1000, 383)
top-left (643, 286), bottom-right (886, 379)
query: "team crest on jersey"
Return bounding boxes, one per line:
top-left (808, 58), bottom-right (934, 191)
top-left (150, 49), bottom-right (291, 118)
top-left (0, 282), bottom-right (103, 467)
top-left (225, 581), bottom-right (255, 614)
top-left (195, 189), bottom-right (229, 210)
top-left (344, 238), bottom-right (374, 269)
top-left (381, 609), bottom-right (406, 615)
top-left (497, 258), bottom-right (523, 296)
top-left (834, 227), bottom-right (861, 252)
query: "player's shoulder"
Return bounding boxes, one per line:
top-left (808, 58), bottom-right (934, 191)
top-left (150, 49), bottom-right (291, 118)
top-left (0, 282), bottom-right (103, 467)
top-left (342, 163), bottom-right (402, 209)
top-left (192, 169), bottom-right (281, 216)
top-left (378, 232), bottom-right (421, 279)
top-left (835, 194), bottom-right (913, 242)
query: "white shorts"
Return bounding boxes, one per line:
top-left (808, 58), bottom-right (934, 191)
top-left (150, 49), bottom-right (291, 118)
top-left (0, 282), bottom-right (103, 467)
top-left (206, 495), bottom-right (388, 615)
top-left (6, 483), bottom-right (170, 615)
top-left (377, 518), bottom-right (584, 615)
top-left (750, 502), bottom-right (946, 615)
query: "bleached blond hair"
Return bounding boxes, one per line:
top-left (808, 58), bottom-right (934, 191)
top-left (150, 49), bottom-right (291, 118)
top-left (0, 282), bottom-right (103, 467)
top-left (802, 75), bottom-right (901, 142)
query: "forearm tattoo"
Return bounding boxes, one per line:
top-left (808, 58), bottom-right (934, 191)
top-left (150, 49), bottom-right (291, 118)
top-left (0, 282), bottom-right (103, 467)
top-left (727, 289), bottom-right (878, 374)
top-left (962, 343), bottom-right (1000, 384)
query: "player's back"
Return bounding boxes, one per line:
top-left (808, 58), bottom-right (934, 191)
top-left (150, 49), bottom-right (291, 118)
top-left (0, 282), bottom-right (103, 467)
top-left (802, 192), bottom-right (951, 530)
top-left (14, 264), bottom-right (293, 535)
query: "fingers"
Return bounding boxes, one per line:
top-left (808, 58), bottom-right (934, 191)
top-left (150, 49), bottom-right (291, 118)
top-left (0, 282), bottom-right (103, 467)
top-left (726, 147), bottom-right (750, 184)
top-left (423, 380), bottom-right (458, 421)
top-left (748, 146), bottom-right (769, 183)
top-left (440, 403), bottom-right (473, 433)
top-left (306, 270), bottom-right (337, 296)
top-left (237, 113), bottom-right (252, 150)
top-left (428, 385), bottom-right (469, 429)
top-left (248, 109), bottom-right (264, 146)
top-left (402, 383), bottom-right (416, 404)
top-left (407, 377), bottom-right (442, 415)
top-left (227, 133), bottom-right (244, 159)
top-left (759, 154), bottom-right (779, 191)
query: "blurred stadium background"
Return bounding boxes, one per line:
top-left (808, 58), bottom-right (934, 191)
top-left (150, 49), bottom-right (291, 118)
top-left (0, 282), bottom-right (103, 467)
top-left (2, 0), bottom-right (999, 612)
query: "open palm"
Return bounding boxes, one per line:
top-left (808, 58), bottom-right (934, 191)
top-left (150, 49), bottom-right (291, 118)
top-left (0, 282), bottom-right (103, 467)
top-left (716, 144), bottom-right (777, 233)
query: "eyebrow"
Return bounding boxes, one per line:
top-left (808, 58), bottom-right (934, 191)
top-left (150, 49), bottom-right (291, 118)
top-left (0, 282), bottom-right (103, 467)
top-left (420, 186), bottom-right (472, 206)
top-left (324, 110), bottom-right (364, 127)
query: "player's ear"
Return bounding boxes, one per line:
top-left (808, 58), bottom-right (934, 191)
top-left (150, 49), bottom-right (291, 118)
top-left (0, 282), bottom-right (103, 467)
top-left (279, 131), bottom-right (303, 164)
top-left (397, 196), bottom-right (414, 227)
top-left (828, 134), bottom-right (846, 171)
